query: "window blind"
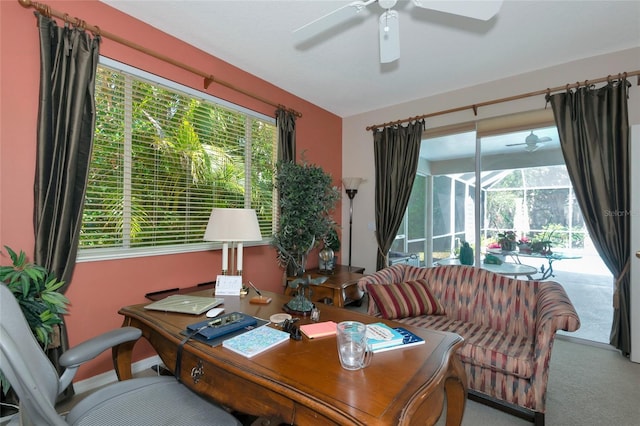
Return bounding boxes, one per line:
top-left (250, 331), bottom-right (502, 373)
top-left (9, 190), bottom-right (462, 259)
top-left (79, 60), bottom-right (276, 259)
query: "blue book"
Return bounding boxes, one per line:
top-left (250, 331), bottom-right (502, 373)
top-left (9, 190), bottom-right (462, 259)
top-left (223, 326), bottom-right (290, 358)
top-left (366, 322), bottom-right (405, 351)
top-left (373, 327), bottom-right (425, 353)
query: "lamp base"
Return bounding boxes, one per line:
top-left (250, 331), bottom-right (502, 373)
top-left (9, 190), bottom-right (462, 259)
top-left (283, 300), bottom-right (314, 315)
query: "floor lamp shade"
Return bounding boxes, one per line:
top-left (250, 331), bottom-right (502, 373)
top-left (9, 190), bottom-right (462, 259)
top-left (342, 178), bottom-right (363, 192)
top-left (203, 208), bottom-right (262, 274)
top-left (342, 178), bottom-right (364, 269)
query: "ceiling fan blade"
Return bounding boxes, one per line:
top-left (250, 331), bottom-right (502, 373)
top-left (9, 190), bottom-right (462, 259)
top-left (293, 0), bottom-right (375, 41)
top-left (412, 0), bottom-right (503, 21)
top-left (506, 143), bottom-right (526, 147)
top-left (379, 10), bottom-right (400, 63)
top-left (538, 136), bottom-right (552, 143)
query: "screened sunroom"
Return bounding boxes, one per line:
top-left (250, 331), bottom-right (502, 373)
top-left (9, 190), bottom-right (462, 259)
top-left (390, 117), bottom-right (612, 344)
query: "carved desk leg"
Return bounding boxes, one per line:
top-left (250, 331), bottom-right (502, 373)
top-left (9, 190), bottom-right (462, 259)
top-left (112, 317), bottom-right (136, 381)
top-left (112, 340), bottom-right (136, 381)
top-left (444, 354), bottom-right (468, 426)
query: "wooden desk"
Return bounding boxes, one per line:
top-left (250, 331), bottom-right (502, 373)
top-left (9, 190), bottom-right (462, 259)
top-left (116, 291), bottom-right (467, 426)
top-left (286, 265), bottom-right (366, 307)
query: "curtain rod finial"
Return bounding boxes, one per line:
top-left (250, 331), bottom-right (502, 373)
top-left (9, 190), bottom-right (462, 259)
top-left (18, 0), bottom-right (33, 8)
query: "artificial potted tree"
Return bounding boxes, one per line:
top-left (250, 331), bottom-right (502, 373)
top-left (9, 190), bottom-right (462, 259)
top-left (272, 160), bottom-right (339, 312)
top-left (0, 246), bottom-right (69, 397)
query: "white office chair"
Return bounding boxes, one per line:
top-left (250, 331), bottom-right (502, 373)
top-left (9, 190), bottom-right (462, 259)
top-left (0, 284), bottom-right (241, 426)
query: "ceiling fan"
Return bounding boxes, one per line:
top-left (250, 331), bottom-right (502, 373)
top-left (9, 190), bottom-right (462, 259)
top-left (293, 0), bottom-right (503, 64)
top-left (506, 131), bottom-right (552, 152)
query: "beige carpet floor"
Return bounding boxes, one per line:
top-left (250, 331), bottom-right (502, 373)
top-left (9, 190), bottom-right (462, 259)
top-left (435, 337), bottom-right (640, 426)
top-left (49, 337), bottom-right (640, 426)
top-left (4, 297), bottom-right (636, 426)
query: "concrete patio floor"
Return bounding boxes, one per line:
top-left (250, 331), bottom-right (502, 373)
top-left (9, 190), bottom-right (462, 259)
top-left (517, 250), bottom-right (613, 344)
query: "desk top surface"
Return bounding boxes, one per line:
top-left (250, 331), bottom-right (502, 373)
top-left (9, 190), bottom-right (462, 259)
top-left (120, 290), bottom-right (463, 425)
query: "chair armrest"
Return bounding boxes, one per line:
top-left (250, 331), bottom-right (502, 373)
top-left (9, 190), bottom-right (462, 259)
top-left (57, 327), bottom-right (141, 394)
top-left (59, 327), bottom-right (142, 369)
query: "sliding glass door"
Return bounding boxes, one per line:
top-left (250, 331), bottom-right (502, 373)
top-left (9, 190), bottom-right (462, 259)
top-left (391, 117), bottom-right (613, 343)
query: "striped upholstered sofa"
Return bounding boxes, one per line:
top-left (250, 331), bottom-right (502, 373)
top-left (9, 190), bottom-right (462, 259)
top-left (358, 263), bottom-right (580, 426)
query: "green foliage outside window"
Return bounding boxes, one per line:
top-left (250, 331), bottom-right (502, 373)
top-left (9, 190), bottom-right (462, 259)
top-left (81, 64), bottom-right (276, 252)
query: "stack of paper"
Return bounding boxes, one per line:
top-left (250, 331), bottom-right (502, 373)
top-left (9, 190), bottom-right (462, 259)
top-left (299, 321), bottom-right (337, 339)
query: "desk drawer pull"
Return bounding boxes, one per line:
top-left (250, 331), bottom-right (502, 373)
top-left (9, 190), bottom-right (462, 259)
top-left (191, 360), bottom-right (204, 384)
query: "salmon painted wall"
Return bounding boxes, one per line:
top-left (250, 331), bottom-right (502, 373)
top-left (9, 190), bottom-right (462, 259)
top-left (0, 0), bottom-right (342, 381)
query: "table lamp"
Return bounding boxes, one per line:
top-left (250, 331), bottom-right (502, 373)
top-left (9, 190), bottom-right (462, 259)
top-left (203, 208), bottom-right (262, 276)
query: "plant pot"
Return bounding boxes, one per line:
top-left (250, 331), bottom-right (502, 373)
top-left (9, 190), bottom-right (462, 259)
top-left (500, 241), bottom-right (517, 251)
top-left (518, 244), bottom-right (532, 254)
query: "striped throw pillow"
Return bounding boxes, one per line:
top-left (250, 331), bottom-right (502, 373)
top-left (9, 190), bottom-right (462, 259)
top-left (366, 279), bottom-right (444, 319)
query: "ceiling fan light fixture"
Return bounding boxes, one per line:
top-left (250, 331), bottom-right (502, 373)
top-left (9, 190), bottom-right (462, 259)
top-left (525, 131), bottom-right (538, 145)
top-left (379, 10), bottom-right (400, 63)
top-left (378, 0), bottom-right (398, 9)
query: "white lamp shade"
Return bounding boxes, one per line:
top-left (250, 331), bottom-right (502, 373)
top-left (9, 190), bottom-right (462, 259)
top-left (342, 177), bottom-right (364, 191)
top-left (203, 208), bottom-right (262, 242)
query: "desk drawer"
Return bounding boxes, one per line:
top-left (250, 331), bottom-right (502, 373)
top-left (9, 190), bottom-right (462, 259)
top-left (179, 352), bottom-right (295, 420)
top-left (293, 403), bottom-right (341, 425)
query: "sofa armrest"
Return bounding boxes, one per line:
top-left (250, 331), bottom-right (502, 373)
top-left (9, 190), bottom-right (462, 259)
top-left (357, 263), bottom-right (408, 292)
top-left (535, 281), bottom-right (581, 334)
top-left (529, 281), bottom-right (580, 405)
top-left (357, 264), bottom-right (433, 316)
top-left (357, 266), bottom-right (404, 316)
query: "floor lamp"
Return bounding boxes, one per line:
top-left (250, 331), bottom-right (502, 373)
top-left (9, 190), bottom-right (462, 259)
top-left (342, 178), bottom-right (363, 270)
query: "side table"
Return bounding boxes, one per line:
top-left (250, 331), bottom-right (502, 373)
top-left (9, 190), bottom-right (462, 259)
top-left (286, 264), bottom-right (366, 308)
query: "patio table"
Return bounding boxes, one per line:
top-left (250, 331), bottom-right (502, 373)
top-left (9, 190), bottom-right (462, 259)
top-left (510, 251), bottom-right (582, 280)
top-left (435, 258), bottom-right (538, 279)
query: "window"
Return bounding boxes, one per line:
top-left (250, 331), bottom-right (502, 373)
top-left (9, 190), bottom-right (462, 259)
top-left (79, 59), bottom-right (276, 260)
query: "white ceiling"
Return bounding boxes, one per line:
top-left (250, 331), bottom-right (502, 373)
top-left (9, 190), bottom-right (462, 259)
top-left (101, 1), bottom-right (639, 118)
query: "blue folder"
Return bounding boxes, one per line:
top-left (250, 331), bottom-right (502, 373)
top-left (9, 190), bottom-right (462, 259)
top-left (186, 312), bottom-right (258, 340)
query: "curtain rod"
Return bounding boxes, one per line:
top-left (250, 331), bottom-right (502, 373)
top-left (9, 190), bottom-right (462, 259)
top-left (367, 70), bottom-right (640, 131)
top-left (18, 0), bottom-right (302, 118)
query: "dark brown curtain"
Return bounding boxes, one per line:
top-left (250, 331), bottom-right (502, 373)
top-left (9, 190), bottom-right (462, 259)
top-left (373, 121), bottom-right (424, 270)
top-left (34, 12), bottom-right (101, 398)
top-left (276, 108), bottom-right (296, 163)
top-left (547, 78), bottom-right (631, 355)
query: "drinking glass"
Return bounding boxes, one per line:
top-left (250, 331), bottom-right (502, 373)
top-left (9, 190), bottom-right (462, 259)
top-left (336, 321), bottom-right (372, 370)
